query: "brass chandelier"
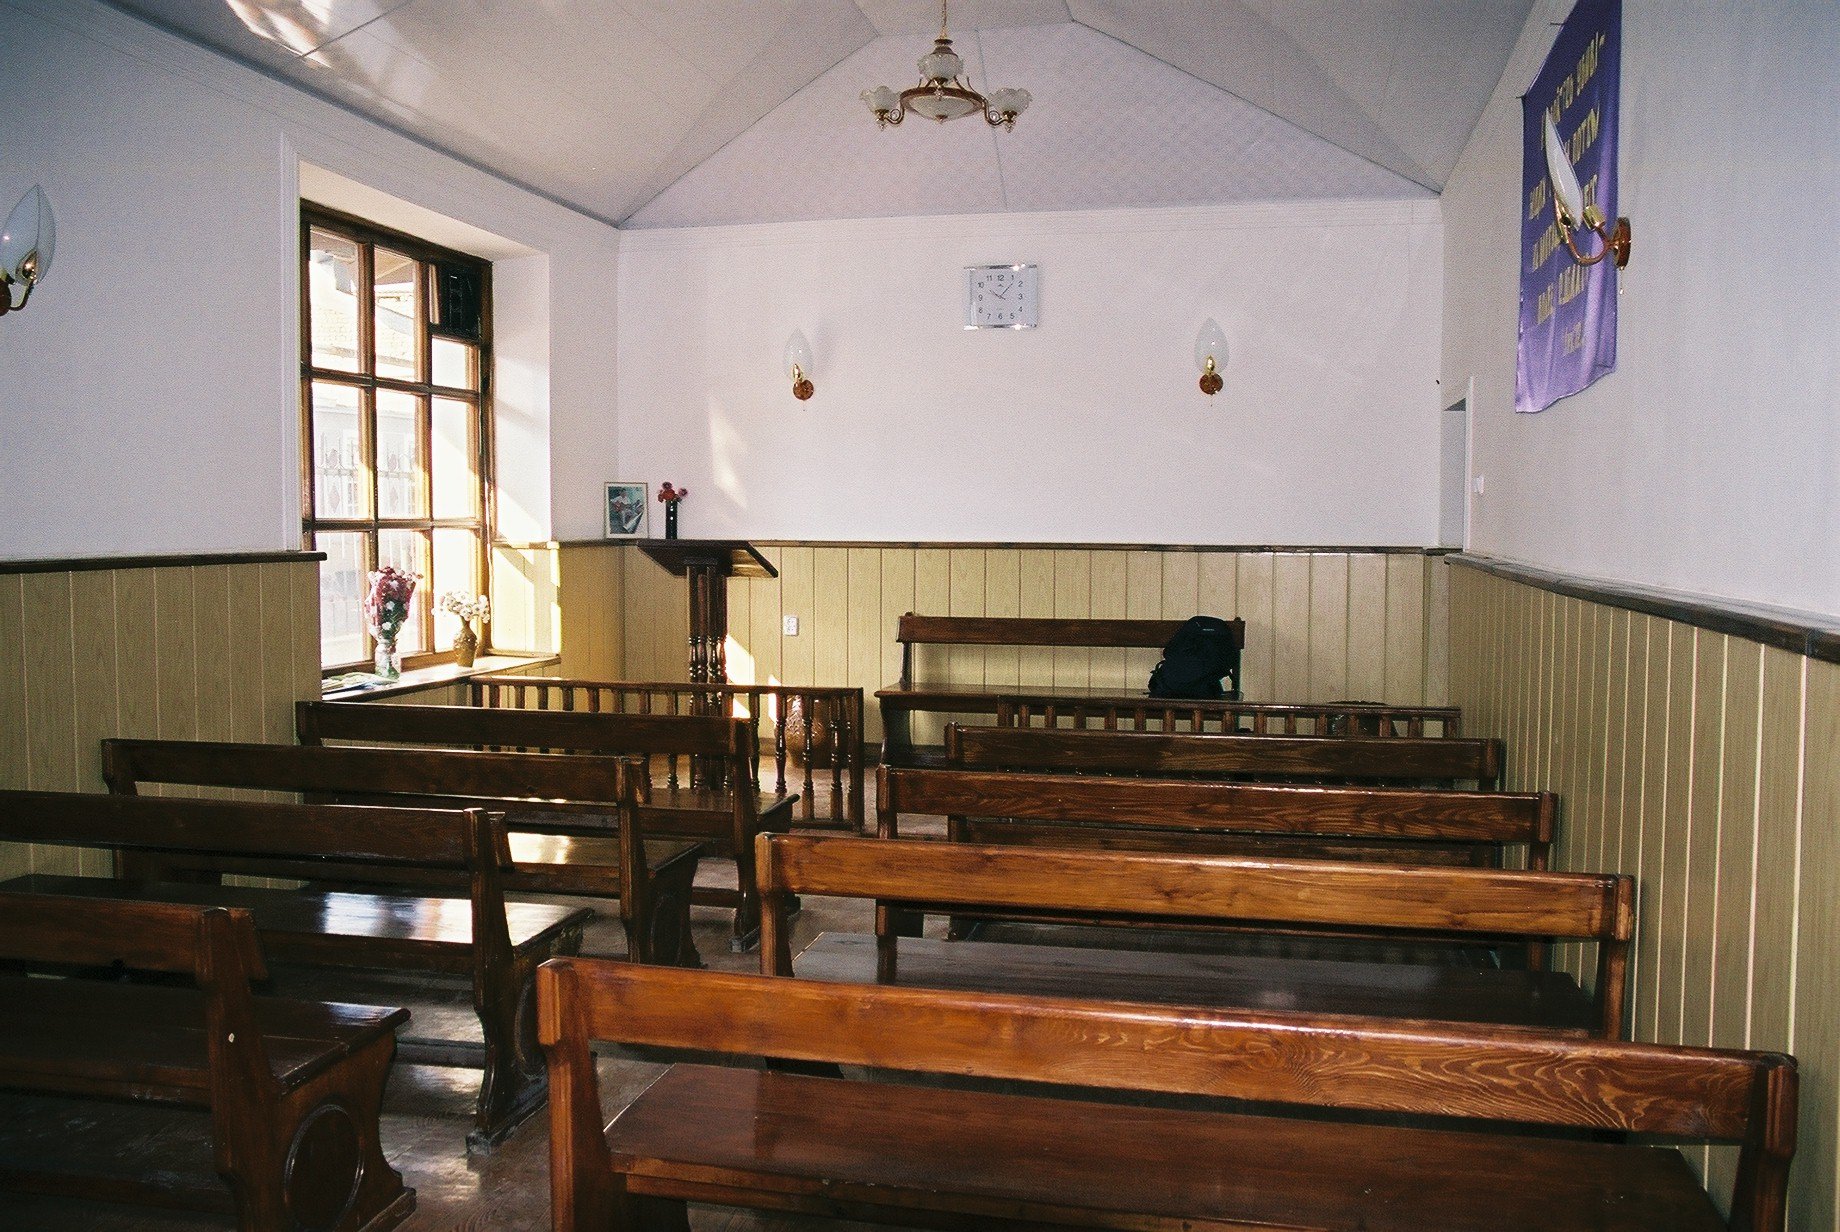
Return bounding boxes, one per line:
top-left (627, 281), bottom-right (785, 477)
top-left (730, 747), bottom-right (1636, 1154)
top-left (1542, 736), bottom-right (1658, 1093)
top-left (862, 1), bottom-right (1031, 130)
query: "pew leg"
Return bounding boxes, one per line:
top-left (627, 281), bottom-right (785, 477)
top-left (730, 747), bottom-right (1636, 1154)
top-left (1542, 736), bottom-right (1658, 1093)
top-left (470, 948), bottom-right (572, 1154)
top-left (228, 1034), bottom-right (414, 1232)
top-left (642, 855), bottom-right (702, 969)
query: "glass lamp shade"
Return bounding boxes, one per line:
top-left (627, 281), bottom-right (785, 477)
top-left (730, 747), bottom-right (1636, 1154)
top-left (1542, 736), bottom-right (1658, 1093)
top-left (862, 85), bottom-right (900, 115)
top-left (907, 89), bottom-right (980, 122)
top-left (0, 186), bottom-right (55, 290)
top-left (784, 330), bottom-right (814, 380)
top-left (986, 88), bottom-right (1031, 119)
top-left (918, 42), bottom-right (964, 84)
top-left (1541, 111), bottom-right (1587, 226)
top-left (1195, 319), bottom-right (1228, 373)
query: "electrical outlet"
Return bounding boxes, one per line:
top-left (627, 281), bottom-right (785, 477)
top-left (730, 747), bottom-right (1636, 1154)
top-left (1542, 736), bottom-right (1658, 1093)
top-left (783, 615), bottom-right (799, 636)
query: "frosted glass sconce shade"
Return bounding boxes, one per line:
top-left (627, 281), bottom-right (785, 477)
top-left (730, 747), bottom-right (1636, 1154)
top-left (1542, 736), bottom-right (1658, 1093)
top-left (1195, 319), bottom-right (1227, 395)
top-left (0, 186), bottom-right (55, 314)
top-left (785, 330), bottom-right (815, 401)
top-left (1541, 111), bottom-right (1631, 269)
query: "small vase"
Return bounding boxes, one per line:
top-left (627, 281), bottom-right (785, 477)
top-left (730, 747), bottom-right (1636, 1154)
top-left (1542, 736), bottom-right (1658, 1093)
top-left (664, 503), bottom-right (679, 539)
top-left (374, 636), bottom-right (402, 680)
top-left (454, 619), bottom-right (478, 668)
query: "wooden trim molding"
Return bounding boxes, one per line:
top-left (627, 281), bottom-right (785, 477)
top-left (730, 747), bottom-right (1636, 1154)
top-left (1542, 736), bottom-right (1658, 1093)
top-left (1450, 554), bottom-right (1840, 664)
top-left (0, 550), bottom-right (326, 577)
top-left (544, 540), bottom-right (1455, 555)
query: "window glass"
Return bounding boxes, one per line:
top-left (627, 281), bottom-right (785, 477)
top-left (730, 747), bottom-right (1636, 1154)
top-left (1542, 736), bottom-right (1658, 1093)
top-left (373, 248), bottom-right (420, 380)
top-left (377, 530), bottom-right (430, 655)
top-left (307, 228), bottom-right (361, 372)
top-left (376, 389), bottom-right (426, 519)
top-left (431, 398), bottom-right (479, 519)
top-left (433, 528), bottom-right (482, 647)
top-left (432, 337), bottom-right (476, 390)
top-left (311, 383), bottom-right (366, 520)
top-left (317, 532), bottom-right (368, 667)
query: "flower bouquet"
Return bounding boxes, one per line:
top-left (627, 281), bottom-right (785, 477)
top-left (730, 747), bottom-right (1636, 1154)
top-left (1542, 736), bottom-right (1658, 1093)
top-left (438, 590), bottom-right (490, 668)
top-left (657, 482), bottom-right (688, 539)
top-left (364, 565), bottom-right (418, 679)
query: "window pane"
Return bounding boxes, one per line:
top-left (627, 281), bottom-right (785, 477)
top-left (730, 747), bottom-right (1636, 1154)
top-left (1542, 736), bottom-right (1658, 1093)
top-left (433, 528), bottom-right (482, 650)
top-left (432, 337), bottom-right (476, 390)
top-left (376, 390), bottom-right (426, 519)
top-left (374, 249), bottom-right (420, 380)
top-left (308, 228), bottom-right (361, 372)
top-left (377, 530), bottom-right (429, 655)
top-left (311, 383), bottom-right (367, 520)
top-left (317, 532), bottom-right (369, 667)
top-left (432, 398), bottom-right (479, 519)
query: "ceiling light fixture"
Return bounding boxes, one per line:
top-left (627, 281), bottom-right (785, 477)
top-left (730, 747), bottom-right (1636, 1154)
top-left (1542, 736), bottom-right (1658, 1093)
top-left (862, 1), bottom-right (1030, 131)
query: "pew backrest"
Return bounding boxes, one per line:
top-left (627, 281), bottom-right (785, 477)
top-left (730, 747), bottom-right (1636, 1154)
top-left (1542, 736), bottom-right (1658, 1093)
top-left (894, 613), bottom-right (1245, 695)
top-left (879, 765), bottom-right (1554, 868)
top-left (538, 961), bottom-right (1796, 1230)
top-left (948, 723), bottom-right (1503, 788)
top-left (757, 832), bottom-right (1632, 1036)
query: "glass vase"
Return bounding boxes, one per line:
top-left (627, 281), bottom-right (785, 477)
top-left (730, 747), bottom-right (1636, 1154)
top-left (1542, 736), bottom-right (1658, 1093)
top-left (374, 635), bottom-right (402, 680)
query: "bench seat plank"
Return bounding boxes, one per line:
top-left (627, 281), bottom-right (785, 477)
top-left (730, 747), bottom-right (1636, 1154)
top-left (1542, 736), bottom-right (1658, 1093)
top-left (607, 1065), bottom-right (1725, 1231)
top-left (0, 975), bottom-right (405, 1098)
top-left (791, 933), bottom-right (1599, 1032)
top-left (4, 875), bottom-right (588, 962)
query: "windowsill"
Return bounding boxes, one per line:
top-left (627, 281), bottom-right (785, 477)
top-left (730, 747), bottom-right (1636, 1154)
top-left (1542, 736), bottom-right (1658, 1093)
top-left (320, 652), bottom-right (561, 702)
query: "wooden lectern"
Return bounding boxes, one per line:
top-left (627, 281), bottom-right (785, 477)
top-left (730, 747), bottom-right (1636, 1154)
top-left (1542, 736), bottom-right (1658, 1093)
top-left (637, 540), bottom-right (777, 684)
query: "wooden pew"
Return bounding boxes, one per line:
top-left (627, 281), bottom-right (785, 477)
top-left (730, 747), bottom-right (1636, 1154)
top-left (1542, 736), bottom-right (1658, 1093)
top-left (877, 613), bottom-right (1246, 765)
top-left (539, 962), bottom-right (1797, 1232)
top-left (948, 721), bottom-right (1505, 788)
top-left (0, 893), bottom-right (414, 1231)
top-left (757, 833), bottom-right (1632, 1037)
top-left (102, 737), bottom-right (700, 967)
top-left (0, 790), bottom-right (590, 1153)
top-left (298, 700), bottom-right (787, 949)
top-left (880, 765), bottom-right (1555, 869)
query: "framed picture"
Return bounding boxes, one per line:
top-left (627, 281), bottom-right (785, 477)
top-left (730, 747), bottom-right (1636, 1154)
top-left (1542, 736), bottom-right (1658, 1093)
top-left (603, 481), bottom-right (647, 538)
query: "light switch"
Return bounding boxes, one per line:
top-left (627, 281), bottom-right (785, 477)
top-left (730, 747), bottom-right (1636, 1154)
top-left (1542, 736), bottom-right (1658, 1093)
top-left (1472, 475), bottom-right (1485, 496)
top-left (783, 615), bottom-right (799, 636)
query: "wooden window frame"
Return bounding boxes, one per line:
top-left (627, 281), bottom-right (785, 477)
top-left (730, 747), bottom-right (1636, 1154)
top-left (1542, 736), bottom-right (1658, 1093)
top-left (300, 204), bottom-right (495, 674)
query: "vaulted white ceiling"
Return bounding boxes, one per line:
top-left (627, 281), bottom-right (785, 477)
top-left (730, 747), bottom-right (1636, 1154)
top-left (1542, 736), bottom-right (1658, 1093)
top-left (111, 0), bottom-right (1532, 228)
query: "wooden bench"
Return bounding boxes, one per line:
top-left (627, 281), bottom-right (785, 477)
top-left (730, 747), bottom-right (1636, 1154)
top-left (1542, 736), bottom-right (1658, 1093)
top-left (758, 833), bottom-right (1631, 1036)
top-left (0, 789), bottom-right (590, 1153)
top-left (0, 892), bottom-right (414, 1231)
top-left (948, 721), bottom-right (1505, 788)
top-left (471, 675), bottom-right (867, 830)
top-left (881, 765), bottom-right (1554, 869)
top-left (877, 613), bottom-right (1246, 765)
top-left (298, 700), bottom-right (790, 949)
top-left (539, 963), bottom-right (1797, 1232)
top-left (102, 737), bottom-right (701, 968)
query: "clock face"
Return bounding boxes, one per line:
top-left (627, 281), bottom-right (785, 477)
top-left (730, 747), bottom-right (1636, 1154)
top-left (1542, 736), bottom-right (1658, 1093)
top-left (965, 264), bottom-right (1039, 330)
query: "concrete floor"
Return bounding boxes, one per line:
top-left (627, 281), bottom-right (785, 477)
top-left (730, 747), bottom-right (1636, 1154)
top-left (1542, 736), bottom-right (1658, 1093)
top-left (1, 795), bottom-right (911, 1232)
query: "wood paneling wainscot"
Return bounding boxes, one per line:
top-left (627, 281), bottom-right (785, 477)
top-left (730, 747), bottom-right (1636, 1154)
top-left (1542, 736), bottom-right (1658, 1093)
top-left (555, 546), bottom-right (1450, 746)
top-left (1448, 558), bottom-right (1838, 1229)
top-left (0, 555), bottom-right (322, 880)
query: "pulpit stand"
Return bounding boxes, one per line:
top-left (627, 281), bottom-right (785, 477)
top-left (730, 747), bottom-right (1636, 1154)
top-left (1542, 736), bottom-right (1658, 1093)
top-left (636, 540), bottom-right (777, 686)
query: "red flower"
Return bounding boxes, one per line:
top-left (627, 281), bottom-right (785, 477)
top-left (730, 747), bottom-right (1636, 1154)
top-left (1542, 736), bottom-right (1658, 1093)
top-left (657, 483), bottom-right (688, 504)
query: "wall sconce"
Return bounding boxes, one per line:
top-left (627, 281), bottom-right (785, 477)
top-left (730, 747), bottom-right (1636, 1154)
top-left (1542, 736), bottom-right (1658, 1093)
top-left (1541, 113), bottom-right (1630, 269)
top-left (0, 186), bottom-right (55, 317)
top-left (784, 330), bottom-right (815, 401)
top-left (1194, 319), bottom-right (1227, 395)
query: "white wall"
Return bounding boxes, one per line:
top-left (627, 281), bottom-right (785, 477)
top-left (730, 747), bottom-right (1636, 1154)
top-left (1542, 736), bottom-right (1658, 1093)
top-left (597, 201), bottom-right (1444, 545)
top-left (1442, 0), bottom-right (1840, 616)
top-left (0, 0), bottom-right (619, 561)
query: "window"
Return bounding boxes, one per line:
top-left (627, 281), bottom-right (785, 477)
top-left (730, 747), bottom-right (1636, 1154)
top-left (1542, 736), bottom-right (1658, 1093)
top-left (301, 207), bottom-right (492, 671)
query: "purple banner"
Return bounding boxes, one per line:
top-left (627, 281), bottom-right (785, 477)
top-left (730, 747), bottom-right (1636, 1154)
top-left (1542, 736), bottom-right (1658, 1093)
top-left (1516, 0), bottom-right (1621, 414)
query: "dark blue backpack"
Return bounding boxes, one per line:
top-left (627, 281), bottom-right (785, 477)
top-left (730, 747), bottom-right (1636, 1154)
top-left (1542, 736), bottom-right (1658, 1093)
top-left (1148, 616), bottom-right (1239, 699)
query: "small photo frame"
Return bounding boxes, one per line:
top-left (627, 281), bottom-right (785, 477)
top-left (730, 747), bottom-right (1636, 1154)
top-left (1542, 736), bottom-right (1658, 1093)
top-left (603, 481), bottom-right (647, 538)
